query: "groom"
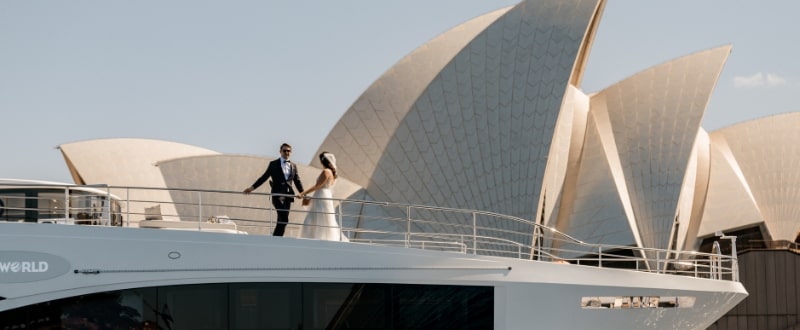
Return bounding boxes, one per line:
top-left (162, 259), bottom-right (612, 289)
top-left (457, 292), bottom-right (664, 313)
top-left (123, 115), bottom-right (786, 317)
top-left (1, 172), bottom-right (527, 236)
top-left (243, 143), bottom-right (304, 236)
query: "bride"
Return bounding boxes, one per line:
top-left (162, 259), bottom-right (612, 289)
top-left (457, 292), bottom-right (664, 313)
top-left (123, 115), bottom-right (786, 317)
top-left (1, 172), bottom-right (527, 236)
top-left (298, 152), bottom-right (348, 241)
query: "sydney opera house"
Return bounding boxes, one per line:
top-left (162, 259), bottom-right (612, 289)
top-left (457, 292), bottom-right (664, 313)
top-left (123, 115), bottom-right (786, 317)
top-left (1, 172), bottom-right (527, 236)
top-left (48, 0), bottom-right (799, 328)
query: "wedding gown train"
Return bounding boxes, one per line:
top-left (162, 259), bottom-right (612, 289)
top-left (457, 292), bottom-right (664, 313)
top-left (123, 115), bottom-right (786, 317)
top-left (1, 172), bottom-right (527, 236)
top-left (300, 181), bottom-right (348, 241)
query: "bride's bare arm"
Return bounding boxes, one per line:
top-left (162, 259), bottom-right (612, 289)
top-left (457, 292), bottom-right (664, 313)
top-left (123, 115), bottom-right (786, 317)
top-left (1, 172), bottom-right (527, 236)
top-left (299, 169), bottom-right (333, 198)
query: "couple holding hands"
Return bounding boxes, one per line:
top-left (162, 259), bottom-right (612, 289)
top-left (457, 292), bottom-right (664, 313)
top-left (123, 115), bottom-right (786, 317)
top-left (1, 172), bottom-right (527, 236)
top-left (243, 143), bottom-right (347, 241)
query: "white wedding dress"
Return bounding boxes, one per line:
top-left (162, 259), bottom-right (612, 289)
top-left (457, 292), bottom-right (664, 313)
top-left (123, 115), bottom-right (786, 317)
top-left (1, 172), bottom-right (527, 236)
top-left (300, 180), bottom-right (348, 241)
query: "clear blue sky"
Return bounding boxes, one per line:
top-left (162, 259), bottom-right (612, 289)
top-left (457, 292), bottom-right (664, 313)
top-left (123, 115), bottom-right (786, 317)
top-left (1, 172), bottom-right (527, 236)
top-left (1, 1), bottom-right (798, 183)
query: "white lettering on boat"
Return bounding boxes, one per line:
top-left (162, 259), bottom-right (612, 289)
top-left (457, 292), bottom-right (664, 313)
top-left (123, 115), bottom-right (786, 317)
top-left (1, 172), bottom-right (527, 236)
top-left (0, 261), bottom-right (49, 273)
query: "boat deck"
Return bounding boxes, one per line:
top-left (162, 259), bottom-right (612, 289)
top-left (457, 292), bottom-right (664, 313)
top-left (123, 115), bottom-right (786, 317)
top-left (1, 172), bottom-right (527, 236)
top-left (0, 182), bottom-right (739, 282)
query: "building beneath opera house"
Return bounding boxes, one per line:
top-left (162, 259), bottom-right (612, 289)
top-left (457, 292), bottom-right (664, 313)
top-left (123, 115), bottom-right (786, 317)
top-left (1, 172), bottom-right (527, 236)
top-left (55, 0), bottom-right (798, 328)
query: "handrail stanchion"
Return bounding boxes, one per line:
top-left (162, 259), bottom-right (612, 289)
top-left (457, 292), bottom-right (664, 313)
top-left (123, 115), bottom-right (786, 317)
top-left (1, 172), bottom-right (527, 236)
top-left (472, 212), bottom-right (477, 255)
top-left (106, 186), bottom-right (112, 226)
top-left (711, 241), bottom-right (721, 280)
top-left (598, 246), bottom-right (602, 268)
top-left (337, 202), bottom-right (344, 240)
top-left (537, 226), bottom-right (542, 260)
top-left (531, 227), bottom-right (536, 260)
top-left (268, 197), bottom-right (274, 235)
top-left (719, 235), bottom-right (738, 281)
top-left (64, 186), bottom-right (70, 222)
top-left (405, 205), bottom-right (411, 248)
top-left (656, 252), bottom-right (661, 274)
top-left (730, 238), bottom-right (738, 281)
top-left (125, 187), bottom-right (130, 227)
top-left (197, 191), bottom-right (202, 230)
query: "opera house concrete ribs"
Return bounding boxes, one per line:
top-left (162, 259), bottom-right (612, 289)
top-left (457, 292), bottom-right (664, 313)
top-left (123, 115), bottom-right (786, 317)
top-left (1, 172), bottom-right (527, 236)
top-left (10, 0), bottom-right (800, 328)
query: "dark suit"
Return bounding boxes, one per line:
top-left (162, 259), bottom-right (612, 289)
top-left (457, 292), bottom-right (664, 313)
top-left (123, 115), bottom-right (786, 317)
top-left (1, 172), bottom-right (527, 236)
top-left (250, 158), bottom-right (303, 236)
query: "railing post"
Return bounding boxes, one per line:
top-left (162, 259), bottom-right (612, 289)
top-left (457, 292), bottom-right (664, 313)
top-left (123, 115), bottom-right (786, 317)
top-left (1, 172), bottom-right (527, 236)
top-left (711, 241), bottom-right (722, 280)
top-left (337, 202), bottom-right (346, 240)
top-left (531, 226), bottom-right (536, 260)
top-left (197, 191), bottom-right (202, 230)
top-left (105, 186), bottom-right (111, 226)
top-left (598, 246), bottom-right (602, 268)
top-left (64, 186), bottom-right (69, 222)
top-left (537, 226), bottom-right (542, 260)
top-left (267, 199), bottom-right (273, 235)
top-left (405, 205), bottom-right (411, 248)
top-left (729, 236), bottom-right (738, 281)
top-left (125, 187), bottom-right (130, 227)
top-left (472, 212), bottom-right (477, 255)
top-left (657, 252), bottom-right (661, 274)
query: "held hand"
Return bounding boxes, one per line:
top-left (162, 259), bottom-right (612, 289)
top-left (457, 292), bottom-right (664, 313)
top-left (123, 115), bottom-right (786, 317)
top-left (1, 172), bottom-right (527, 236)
top-left (243, 187), bottom-right (254, 195)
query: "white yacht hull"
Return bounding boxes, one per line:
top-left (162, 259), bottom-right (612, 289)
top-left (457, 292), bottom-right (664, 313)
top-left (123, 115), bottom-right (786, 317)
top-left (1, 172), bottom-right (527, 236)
top-left (0, 223), bottom-right (746, 329)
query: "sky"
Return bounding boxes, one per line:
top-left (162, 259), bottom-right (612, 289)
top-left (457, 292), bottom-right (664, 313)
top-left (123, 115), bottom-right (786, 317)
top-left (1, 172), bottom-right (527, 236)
top-left (1, 1), bottom-right (798, 183)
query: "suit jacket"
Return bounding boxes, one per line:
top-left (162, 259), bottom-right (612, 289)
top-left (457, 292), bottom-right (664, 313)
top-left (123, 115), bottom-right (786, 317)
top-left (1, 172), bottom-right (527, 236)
top-left (251, 158), bottom-right (304, 201)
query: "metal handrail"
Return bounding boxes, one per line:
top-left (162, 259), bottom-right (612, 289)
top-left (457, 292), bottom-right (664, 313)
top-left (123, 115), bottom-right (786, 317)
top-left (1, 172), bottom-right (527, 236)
top-left (0, 182), bottom-right (740, 281)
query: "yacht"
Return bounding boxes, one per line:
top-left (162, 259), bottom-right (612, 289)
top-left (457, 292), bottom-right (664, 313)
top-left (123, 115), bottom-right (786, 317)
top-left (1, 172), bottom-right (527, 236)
top-left (0, 180), bottom-right (747, 329)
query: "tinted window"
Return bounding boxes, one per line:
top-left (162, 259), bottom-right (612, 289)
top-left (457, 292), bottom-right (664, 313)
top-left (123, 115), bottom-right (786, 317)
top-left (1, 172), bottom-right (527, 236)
top-left (0, 283), bottom-right (493, 329)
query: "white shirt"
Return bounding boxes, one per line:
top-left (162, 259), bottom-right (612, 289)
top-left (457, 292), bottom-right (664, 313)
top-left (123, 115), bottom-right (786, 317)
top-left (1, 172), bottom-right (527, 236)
top-left (281, 158), bottom-right (291, 180)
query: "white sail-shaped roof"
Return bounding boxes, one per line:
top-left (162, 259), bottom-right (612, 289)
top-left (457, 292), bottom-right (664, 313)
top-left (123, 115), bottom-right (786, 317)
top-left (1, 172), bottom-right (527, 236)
top-left (314, 0), bottom-right (605, 228)
top-left (706, 112), bottom-right (800, 242)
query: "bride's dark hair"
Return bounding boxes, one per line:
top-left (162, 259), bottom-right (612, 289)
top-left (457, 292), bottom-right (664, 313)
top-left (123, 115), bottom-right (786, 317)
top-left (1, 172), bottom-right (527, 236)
top-left (319, 152), bottom-right (337, 178)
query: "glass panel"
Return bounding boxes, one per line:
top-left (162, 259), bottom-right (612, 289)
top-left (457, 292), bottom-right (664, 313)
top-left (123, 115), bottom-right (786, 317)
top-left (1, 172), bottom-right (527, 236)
top-left (59, 291), bottom-right (144, 328)
top-left (158, 284), bottom-right (227, 330)
top-left (303, 283), bottom-right (356, 329)
top-left (0, 304), bottom-right (36, 329)
top-left (0, 282), bottom-right (494, 329)
top-left (0, 193), bottom-right (26, 221)
top-left (71, 193), bottom-right (99, 224)
top-left (393, 284), bottom-right (493, 329)
top-left (303, 283), bottom-right (388, 329)
top-left (36, 192), bottom-right (68, 220)
top-left (329, 284), bottom-right (388, 329)
top-left (0, 288), bottom-right (154, 329)
top-left (230, 283), bottom-right (301, 330)
top-left (120, 288), bottom-right (159, 327)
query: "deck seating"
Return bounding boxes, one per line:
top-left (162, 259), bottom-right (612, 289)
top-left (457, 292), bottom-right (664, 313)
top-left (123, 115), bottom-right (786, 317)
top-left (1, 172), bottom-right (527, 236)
top-left (139, 217), bottom-right (245, 234)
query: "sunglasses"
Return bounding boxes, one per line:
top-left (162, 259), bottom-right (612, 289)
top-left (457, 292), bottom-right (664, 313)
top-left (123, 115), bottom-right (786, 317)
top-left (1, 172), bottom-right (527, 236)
top-left (281, 149), bottom-right (292, 153)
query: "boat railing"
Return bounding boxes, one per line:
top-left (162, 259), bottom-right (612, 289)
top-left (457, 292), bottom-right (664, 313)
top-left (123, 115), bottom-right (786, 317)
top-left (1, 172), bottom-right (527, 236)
top-left (0, 183), bottom-right (739, 281)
